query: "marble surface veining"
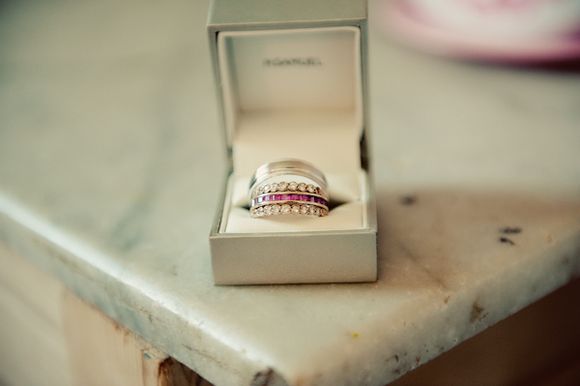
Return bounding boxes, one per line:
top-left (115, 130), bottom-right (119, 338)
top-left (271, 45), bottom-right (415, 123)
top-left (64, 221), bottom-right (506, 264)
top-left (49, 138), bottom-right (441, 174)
top-left (1, 1), bottom-right (580, 385)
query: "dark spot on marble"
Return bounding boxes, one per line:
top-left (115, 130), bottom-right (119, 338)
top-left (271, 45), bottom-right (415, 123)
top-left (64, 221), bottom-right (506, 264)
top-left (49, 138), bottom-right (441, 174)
top-left (444, 296), bottom-right (450, 304)
top-left (415, 356), bottom-right (421, 365)
top-left (385, 354), bottom-right (400, 366)
top-left (393, 368), bottom-right (401, 375)
top-left (111, 320), bottom-right (131, 337)
top-left (385, 354), bottom-right (399, 363)
top-left (252, 368), bottom-right (273, 386)
top-left (499, 237), bottom-right (515, 245)
top-left (470, 302), bottom-right (487, 323)
top-left (499, 226), bottom-right (522, 234)
top-left (400, 195), bottom-right (417, 206)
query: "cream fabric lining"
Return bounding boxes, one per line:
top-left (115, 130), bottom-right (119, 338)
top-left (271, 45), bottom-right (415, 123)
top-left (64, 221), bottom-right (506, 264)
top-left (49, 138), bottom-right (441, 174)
top-left (217, 26), bottom-right (368, 233)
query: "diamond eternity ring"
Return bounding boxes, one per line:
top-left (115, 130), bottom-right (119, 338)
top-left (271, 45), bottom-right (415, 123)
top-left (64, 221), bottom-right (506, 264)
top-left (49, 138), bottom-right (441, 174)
top-left (249, 159), bottom-right (329, 218)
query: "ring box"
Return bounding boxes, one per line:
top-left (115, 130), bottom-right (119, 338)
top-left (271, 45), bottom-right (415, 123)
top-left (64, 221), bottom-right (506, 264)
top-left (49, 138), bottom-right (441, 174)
top-left (207, 0), bottom-right (377, 285)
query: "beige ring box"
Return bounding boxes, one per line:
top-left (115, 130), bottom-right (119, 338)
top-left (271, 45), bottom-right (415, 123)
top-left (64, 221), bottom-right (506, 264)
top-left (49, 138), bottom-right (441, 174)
top-left (207, 0), bottom-right (377, 285)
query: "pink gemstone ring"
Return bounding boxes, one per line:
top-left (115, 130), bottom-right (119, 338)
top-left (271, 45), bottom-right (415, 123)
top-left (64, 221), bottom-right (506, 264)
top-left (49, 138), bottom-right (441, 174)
top-left (249, 160), bottom-right (329, 218)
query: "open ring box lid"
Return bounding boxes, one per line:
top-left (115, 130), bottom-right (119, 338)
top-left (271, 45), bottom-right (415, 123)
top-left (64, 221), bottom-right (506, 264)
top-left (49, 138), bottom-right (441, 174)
top-left (208, 0), bottom-right (377, 285)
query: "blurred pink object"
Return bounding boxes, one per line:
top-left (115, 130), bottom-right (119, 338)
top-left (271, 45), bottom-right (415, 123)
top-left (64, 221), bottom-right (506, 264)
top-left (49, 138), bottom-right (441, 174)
top-left (378, 0), bottom-right (580, 62)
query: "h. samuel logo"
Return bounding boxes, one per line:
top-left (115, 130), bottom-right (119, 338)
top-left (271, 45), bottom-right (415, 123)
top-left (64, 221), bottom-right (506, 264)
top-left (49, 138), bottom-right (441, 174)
top-left (263, 57), bottom-right (323, 67)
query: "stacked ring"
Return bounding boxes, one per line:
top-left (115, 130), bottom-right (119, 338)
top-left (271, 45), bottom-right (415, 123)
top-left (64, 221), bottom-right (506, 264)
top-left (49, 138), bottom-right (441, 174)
top-left (249, 160), bottom-right (329, 218)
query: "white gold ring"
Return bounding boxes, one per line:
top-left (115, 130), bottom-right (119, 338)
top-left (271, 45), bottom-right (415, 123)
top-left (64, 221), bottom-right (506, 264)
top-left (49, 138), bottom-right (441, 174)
top-left (249, 159), bottom-right (329, 218)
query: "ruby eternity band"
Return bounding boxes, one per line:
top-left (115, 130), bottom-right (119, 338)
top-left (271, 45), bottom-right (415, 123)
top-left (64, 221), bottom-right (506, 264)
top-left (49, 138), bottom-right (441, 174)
top-left (249, 159), bottom-right (329, 218)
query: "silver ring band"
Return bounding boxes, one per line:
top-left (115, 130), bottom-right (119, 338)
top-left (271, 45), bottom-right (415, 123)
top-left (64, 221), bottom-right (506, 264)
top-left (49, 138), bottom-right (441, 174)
top-left (249, 159), bottom-right (328, 198)
top-left (252, 181), bottom-right (328, 198)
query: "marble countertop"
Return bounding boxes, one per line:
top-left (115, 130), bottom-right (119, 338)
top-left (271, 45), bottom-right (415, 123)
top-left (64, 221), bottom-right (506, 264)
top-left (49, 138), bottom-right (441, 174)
top-left (1, 1), bottom-right (579, 385)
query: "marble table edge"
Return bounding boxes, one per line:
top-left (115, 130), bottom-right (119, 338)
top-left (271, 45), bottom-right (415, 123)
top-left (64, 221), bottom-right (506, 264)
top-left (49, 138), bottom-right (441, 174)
top-left (1, 191), bottom-right (580, 386)
top-left (0, 193), bottom-right (268, 385)
top-left (274, 236), bottom-right (580, 386)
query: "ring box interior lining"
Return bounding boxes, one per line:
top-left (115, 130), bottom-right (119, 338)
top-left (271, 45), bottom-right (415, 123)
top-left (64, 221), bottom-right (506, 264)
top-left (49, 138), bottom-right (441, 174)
top-left (218, 27), bottom-right (367, 233)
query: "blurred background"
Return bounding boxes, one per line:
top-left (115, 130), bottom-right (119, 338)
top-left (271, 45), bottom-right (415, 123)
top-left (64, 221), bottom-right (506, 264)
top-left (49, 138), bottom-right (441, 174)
top-left (1, 0), bottom-right (579, 195)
